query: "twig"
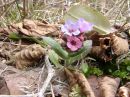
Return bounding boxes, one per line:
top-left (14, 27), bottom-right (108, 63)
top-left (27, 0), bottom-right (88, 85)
top-left (50, 84), bottom-right (55, 97)
top-left (37, 65), bottom-right (45, 91)
top-left (38, 55), bottom-right (55, 97)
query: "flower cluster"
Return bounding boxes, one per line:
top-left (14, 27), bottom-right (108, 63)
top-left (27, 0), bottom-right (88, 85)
top-left (61, 18), bottom-right (93, 51)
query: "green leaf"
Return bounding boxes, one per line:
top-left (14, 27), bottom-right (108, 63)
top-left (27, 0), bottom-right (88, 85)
top-left (112, 70), bottom-right (129, 79)
top-left (81, 63), bottom-right (89, 74)
top-left (9, 33), bottom-right (45, 46)
top-left (127, 66), bottom-right (130, 72)
top-left (42, 36), bottom-right (68, 59)
top-left (64, 5), bottom-right (112, 34)
top-left (67, 40), bottom-right (92, 64)
top-left (22, 36), bottom-right (45, 47)
top-left (48, 50), bottom-right (62, 68)
top-left (89, 67), bottom-right (103, 76)
top-left (8, 33), bottom-right (21, 41)
top-left (123, 59), bottom-right (130, 65)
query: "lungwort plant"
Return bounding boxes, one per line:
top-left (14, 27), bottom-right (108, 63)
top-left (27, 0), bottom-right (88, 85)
top-left (42, 4), bottom-right (112, 67)
top-left (42, 18), bottom-right (93, 67)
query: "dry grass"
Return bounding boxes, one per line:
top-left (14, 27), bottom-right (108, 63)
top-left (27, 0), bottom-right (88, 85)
top-left (0, 0), bottom-right (129, 27)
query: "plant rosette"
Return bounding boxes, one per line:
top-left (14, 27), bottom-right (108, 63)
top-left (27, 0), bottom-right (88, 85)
top-left (61, 18), bottom-right (93, 52)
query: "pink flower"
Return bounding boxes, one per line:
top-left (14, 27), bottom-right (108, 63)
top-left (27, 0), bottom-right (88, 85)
top-left (77, 34), bottom-right (84, 41)
top-left (61, 18), bottom-right (93, 52)
top-left (77, 18), bottom-right (93, 32)
top-left (61, 19), bottom-right (93, 36)
top-left (67, 36), bottom-right (83, 51)
top-left (61, 20), bottom-right (80, 36)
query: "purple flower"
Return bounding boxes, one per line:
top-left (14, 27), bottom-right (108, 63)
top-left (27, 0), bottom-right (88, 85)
top-left (67, 36), bottom-right (82, 51)
top-left (77, 18), bottom-right (93, 32)
top-left (61, 18), bottom-right (93, 52)
top-left (61, 20), bottom-right (80, 36)
top-left (61, 19), bottom-right (93, 36)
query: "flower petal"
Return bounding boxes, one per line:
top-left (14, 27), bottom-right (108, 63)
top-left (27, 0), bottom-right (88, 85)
top-left (81, 22), bottom-right (93, 32)
top-left (65, 20), bottom-right (74, 25)
top-left (66, 36), bottom-right (83, 51)
top-left (61, 25), bottom-right (72, 36)
top-left (76, 39), bottom-right (82, 48)
top-left (78, 34), bottom-right (84, 41)
top-left (65, 31), bottom-right (72, 36)
top-left (61, 25), bottom-right (68, 32)
top-left (67, 36), bottom-right (72, 42)
top-left (72, 30), bottom-right (80, 36)
top-left (73, 37), bottom-right (82, 48)
top-left (67, 42), bottom-right (78, 51)
top-left (77, 18), bottom-right (93, 32)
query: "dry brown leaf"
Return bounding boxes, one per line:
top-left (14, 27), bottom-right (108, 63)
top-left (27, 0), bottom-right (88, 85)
top-left (19, 27), bottom-right (32, 36)
top-left (0, 42), bottom-right (24, 60)
top-left (15, 44), bottom-right (46, 69)
top-left (4, 67), bottom-right (41, 95)
top-left (0, 77), bottom-right (10, 95)
top-left (87, 32), bottom-right (112, 61)
top-left (117, 82), bottom-right (130, 97)
top-left (91, 46), bottom-right (103, 57)
top-left (21, 19), bottom-right (60, 37)
top-left (23, 19), bottom-right (37, 29)
top-left (91, 46), bottom-right (110, 60)
top-left (3, 23), bottom-right (23, 35)
top-left (19, 27), bottom-right (42, 37)
top-left (37, 24), bottom-right (60, 36)
top-left (87, 32), bottom-right (101, 46)
top-left (90, 38), bottom-right (112, 61)
top-left (65, 68), bottom-right (96, 97)
top-left (73, 71), bottom-right (96, 97)
top-left (89, 32), bottom-right (129, 61)
top-left (110, 34), bottom-right (129, 56)
top-left (64, 68), bottom-right (77, 87)
top-left (5, 75), bottom-right (30, 95)
top-left (91, 46), bottom-right (108, 61)
top-left (0, 19), bottom-right (60, 37)
top-left (114, 23), bottom-right (130, 33)
top-left (118, 86), bottom-right (130, 97)
top-left (12, 22), bottom-right (23, 29)
top-left (100, 76), bottom-right (120, 97)
top-left (87, 76), bottom-right (102, 97)
top-left (124, 82), bottom-right (130, 89)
